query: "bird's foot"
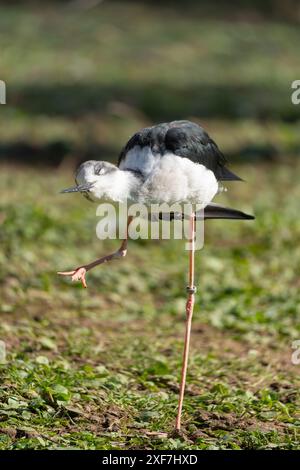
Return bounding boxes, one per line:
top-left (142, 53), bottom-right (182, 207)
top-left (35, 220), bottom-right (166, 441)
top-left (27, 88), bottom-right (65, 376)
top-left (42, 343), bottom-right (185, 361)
top-left (57, 267), bottom-right (87, 288)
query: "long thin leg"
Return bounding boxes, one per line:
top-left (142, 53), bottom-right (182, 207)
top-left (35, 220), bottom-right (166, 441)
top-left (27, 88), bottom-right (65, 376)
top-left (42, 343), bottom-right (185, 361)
top-left (58, 216), bottom-right (133, 288)
top-left (175, 211), bottom-right (196, 432)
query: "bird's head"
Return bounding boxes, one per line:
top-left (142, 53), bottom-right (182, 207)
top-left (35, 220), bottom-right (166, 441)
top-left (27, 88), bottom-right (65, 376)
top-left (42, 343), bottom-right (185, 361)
top-left (61, 160), bottom-right (119, 201)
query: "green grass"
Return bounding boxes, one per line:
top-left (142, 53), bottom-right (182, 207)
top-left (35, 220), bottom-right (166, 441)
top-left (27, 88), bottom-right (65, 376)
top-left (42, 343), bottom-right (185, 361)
top-left (0, 1), bottom-right (300, 159)
top-left (0, 162), bottom-right (300, 449)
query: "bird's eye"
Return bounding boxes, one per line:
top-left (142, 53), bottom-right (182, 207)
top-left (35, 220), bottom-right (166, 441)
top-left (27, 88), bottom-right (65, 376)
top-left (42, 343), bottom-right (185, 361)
top-left (95, 167), bottom-right (105, 175)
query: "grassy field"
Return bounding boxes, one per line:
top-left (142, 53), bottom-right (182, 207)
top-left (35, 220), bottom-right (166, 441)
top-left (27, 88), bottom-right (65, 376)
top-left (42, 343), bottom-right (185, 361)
top-left (0, 161), bottom-right (300, 450)
top-left (0, 1), bottom-right (300, 451)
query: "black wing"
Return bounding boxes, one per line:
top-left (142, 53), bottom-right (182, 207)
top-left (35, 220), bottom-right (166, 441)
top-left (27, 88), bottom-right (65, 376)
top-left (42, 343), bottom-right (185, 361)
top-left (117, 122), bottom-right (170, 167)
top-left (118, 120), bottom-right (242, 181)
top-left (164, 121), bottom-right (242, 181)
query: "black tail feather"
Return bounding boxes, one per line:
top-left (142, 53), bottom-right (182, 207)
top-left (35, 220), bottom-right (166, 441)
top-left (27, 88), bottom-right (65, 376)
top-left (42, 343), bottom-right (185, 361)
top-left (203, 203), bottom-right (254, 220)
top-left (218, 166), bottom-right (244, 181)
top-left (158, 204), bottom-right (254, 221)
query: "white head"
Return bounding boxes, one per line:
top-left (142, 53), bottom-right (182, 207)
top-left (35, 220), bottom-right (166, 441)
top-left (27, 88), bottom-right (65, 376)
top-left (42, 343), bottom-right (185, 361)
top-left (61, 160), bottom-right (140, 202)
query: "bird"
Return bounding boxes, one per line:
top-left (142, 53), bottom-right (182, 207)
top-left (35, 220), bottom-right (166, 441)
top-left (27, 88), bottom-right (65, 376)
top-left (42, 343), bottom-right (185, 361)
top-left (58, 120), bottom-right (254, 432)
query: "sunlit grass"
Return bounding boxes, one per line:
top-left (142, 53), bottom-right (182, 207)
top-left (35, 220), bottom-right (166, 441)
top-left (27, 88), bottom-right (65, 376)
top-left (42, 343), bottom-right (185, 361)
top-left (0, 162), bottom-right (299, 449)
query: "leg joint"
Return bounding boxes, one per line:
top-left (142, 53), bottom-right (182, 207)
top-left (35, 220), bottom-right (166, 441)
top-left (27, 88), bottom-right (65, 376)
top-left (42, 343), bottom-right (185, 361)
top-left (186, 286), bottom-right (197, 294)
top-left (118, 249), bottom-right (127, 258)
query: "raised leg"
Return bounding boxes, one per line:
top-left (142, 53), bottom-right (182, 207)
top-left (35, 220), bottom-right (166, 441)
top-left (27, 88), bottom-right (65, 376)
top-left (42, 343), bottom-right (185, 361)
top-left (58, 216), bottom-right (133, 288)
top-left (175, 212), bottom-right (196, 432)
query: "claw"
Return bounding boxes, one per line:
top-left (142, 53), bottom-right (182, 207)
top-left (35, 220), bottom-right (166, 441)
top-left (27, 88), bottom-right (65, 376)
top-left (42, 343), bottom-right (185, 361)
top-left (58, 267), bottom-right (87, 288)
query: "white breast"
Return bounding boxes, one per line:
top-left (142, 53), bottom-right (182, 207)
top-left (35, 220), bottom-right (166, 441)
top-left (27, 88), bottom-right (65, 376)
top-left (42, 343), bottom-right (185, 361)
top-left (143, 154), bottom-right (218, 206)
top-left (120, 147), bottom-right (218, 207)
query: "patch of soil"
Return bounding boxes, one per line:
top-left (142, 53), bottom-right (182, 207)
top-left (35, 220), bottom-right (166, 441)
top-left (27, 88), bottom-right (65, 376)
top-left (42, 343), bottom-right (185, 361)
top-left (191, 409), bottom-right (286, 438)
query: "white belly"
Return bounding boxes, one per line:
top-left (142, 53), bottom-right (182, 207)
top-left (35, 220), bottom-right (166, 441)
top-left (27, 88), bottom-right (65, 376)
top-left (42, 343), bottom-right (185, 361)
top-left (137, 153), bottom-right (218, 207)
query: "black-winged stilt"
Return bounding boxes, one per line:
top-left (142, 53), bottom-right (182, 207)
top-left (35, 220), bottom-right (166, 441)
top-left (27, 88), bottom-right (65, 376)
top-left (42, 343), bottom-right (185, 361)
top-left (58, 120), bottom-right (254, 432)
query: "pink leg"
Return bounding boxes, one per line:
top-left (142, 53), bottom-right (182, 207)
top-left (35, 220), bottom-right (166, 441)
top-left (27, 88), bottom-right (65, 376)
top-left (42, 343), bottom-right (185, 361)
top-left (175, 212), bottom-right (196, 432)
top-left (58, 216), bottom-right (133, 288)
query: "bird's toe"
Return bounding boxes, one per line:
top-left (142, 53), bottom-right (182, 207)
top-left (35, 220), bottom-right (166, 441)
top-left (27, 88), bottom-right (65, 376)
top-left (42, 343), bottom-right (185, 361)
top-left (58, 267), bottom-right (87, 288)
top-left (71, 267), bottom-right (87, 288)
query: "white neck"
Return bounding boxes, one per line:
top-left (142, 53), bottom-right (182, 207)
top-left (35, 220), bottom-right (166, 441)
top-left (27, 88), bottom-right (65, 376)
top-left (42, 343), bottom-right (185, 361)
top-left (91, 169), bottom-right (141, 203)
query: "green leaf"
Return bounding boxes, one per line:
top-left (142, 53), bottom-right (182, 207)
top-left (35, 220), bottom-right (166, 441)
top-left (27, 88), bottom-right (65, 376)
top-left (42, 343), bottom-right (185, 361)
top-left (39, 337), bottom-right (57, 351)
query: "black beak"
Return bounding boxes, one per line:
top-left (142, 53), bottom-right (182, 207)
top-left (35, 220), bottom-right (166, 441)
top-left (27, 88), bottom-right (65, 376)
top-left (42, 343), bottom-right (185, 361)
top-left (60, 183), bottom-right (94, 194)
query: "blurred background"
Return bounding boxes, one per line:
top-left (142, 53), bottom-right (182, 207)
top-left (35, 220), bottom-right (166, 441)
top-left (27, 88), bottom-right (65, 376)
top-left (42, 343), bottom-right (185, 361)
top-left (0, 0), bottom-right (300, 450)
top-left (0, 0), bottom-right (299, 166)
